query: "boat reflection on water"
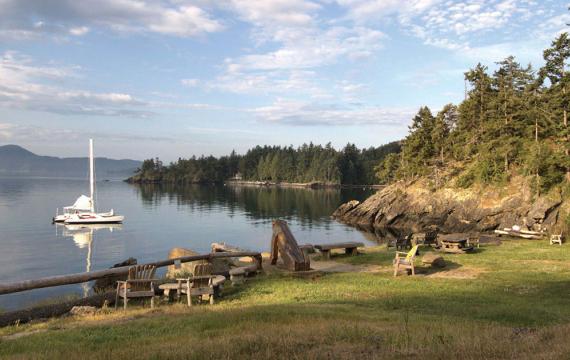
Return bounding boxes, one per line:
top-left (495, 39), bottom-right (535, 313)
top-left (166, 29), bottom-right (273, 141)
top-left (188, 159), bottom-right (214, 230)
top-left (56, 223), bottom-right (123, 297)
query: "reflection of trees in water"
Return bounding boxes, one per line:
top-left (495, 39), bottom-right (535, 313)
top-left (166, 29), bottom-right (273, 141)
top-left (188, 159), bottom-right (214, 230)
top-left (133, 184), bottom-right (374, 227)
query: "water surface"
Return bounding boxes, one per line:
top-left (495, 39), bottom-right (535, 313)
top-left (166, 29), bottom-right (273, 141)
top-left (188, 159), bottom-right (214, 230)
top-left (0, 178), bottom-right (378, 311)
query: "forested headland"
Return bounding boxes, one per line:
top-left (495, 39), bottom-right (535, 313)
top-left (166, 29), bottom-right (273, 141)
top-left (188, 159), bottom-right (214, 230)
top-left (127, 142), bottom-right (400, 186)
top-left (376, 32), bottom-right (570, 195)
top-left (130, 32), bottom-right (570, 192)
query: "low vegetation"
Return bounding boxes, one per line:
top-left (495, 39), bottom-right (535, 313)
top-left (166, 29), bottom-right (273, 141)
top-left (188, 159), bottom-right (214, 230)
top-left (2, 239), bottom-right (570, 359)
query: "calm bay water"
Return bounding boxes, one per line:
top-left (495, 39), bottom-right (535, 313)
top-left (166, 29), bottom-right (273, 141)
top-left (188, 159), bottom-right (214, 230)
top-left (0, 177), bottom-right (379, 311)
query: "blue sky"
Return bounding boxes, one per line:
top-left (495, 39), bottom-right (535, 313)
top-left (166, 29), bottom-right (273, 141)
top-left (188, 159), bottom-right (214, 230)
top-left (0, 0), bottom-right (568, 161)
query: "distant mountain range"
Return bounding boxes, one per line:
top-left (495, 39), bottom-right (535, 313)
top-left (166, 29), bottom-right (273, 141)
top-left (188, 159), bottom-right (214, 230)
top-left (0, 145), bottom-right (141, 179)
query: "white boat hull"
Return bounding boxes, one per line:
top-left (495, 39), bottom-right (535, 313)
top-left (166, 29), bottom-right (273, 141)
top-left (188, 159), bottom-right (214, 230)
top-left (53, 214), bottom-right (69, 223)
top-left (64, 214), bottom-right (124, 224)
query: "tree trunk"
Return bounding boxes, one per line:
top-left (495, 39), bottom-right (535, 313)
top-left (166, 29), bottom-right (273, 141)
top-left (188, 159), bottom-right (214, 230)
top-left (562, 86), bottom-right (570, 181)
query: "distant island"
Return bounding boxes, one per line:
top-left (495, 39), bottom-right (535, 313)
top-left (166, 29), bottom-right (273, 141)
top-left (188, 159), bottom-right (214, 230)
top-left (0, 144), bottom-right (141, 179)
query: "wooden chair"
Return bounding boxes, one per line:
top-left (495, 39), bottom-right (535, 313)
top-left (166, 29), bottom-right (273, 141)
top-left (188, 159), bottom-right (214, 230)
top-left (115, 264), bottom-right (157, 310)
top-left (177, 263), bottom-right (216, 306)
top-left (467, 234), bottom-right (480, 248)
top-left (550, 233), bottom-right (563, 245)
top-left (393, 245), bottom-right (420, 277)
top-left (424, 229), bottom-right (439, 247)
top-left (395, 234), bottom-right (412, 251)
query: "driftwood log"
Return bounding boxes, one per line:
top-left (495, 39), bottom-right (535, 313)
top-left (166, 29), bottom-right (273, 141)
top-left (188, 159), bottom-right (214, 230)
top-left (0, 251), bottom-right (262, 296)
top-left (0, 291), bottom-right (115, 327)
top-left (270, 220), bottom-right (310, 271)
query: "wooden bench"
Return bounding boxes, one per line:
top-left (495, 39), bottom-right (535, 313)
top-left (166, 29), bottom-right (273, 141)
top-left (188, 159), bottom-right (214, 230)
top-left (314, 242), bottom-right (364, 260)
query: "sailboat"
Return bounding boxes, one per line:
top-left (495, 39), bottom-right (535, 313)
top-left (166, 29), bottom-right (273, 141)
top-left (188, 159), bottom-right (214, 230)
top-left (53, 139), bottom-right (125, 224)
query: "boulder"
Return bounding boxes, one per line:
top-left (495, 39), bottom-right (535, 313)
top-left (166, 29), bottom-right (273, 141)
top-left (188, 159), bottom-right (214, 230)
top-left (332, 200), bottom-right (360, 218)
top-left (69, 306), bottom-right (97, 316)
top-left (421, 253), bottom-right (446, 268)
top-left (525, 195), bottom-right (562, 228)
top-left (166, 247), bottom-right (232, 278)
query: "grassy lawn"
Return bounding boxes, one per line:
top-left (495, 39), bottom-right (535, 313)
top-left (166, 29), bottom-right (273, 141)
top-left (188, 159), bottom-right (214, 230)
top-left (2, 239), bottom-right (570, 359)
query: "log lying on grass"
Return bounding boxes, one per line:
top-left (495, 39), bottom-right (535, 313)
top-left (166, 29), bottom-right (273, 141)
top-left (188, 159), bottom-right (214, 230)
top-left (0, 251), bottom-right (262, 296)
top-left (0, 291), bottom-right (115, 327)
top-left (270, 220), bottom-right (311, 271)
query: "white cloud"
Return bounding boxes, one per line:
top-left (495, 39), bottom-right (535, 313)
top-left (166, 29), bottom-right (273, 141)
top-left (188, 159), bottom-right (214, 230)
top-left (210, 69), bottom-right (331, 99)
top-left (251, 98), bottom-right (415, 126)
top-left (229, 0), bottom-right (320, 29)
top-left (69, 26), bottom-right (89, 36)
top-left (338, 0), bottom-right (441, 22)
top-left (337, 0), bottom-right (564, 62)
top-left (230, 26), bottom-right (384, 71)
top-left (0, 121), bottom-right (181, 143)
top-left (0, 0), bottom-right (223, 40)
top-left (212, 1), bottom-right (385, 101)
top-left (0, 51), bottom-right (150, 117)
top-left (181, 78), bottom-right (200, 87)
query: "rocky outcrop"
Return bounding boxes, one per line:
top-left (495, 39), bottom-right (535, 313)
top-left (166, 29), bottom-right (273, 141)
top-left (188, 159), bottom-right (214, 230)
top-left (333, 179), bottom-right (563, 234)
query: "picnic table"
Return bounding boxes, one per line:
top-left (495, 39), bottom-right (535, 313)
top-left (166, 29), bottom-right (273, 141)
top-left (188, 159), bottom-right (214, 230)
top-left (438, 235), bottom-right (473, 254)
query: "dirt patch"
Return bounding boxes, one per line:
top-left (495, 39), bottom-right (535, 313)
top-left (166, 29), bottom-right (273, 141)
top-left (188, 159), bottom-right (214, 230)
top-left (426, 266), bottom-right (485, 279)
top-left (2, 329), bottom-right (46, 340)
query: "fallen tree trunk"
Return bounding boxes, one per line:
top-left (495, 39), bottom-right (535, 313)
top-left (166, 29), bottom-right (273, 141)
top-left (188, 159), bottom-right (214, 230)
top-left (0, 291), bottom-right (115, 327)
top-left (270, 220), bottom-right (310, 271)
top-left (0, 251), bottom-right (262, 296)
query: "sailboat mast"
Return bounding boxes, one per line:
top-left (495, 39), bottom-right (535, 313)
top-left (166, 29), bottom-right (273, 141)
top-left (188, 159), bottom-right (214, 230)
top-left (89, 139), bottom-right (95, 212)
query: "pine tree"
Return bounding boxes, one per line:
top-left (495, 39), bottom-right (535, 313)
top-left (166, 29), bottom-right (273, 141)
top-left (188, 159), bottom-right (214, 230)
top-left (540, 33), bottom-right (570, 180)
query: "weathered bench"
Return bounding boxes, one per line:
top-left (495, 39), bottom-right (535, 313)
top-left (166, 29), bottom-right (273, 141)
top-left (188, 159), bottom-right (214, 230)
top-left (314, 242), bottom-right (364, 260)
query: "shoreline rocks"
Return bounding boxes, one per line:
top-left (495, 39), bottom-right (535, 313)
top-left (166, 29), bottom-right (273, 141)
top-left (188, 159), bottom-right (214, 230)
top-left (332, 180), bottom-right (564, 234)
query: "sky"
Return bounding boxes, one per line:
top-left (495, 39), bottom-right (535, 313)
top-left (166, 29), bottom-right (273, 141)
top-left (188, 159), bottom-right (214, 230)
top-left (0, 0), bottom-right (568, 161)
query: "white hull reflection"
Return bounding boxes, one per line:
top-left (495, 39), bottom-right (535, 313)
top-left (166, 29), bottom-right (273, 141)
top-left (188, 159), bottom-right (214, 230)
top-left (58, 223), bottom-right (123, 297)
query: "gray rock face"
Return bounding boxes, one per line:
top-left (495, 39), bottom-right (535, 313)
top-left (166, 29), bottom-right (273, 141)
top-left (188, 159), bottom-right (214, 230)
top-left (332, 182), bottom-right (563, 234)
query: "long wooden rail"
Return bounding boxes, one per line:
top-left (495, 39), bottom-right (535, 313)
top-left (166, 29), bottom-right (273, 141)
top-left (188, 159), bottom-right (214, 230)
top-left (0, 251), bottom-right (262, 295)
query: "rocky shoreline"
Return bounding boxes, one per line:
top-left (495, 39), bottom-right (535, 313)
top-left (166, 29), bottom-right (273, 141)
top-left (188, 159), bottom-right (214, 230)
top-left (332, 178), bottom-right (565, 234)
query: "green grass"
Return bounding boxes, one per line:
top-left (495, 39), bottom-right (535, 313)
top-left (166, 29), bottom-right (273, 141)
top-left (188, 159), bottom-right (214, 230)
top-left (2, 239), bottom-right (570, 359)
